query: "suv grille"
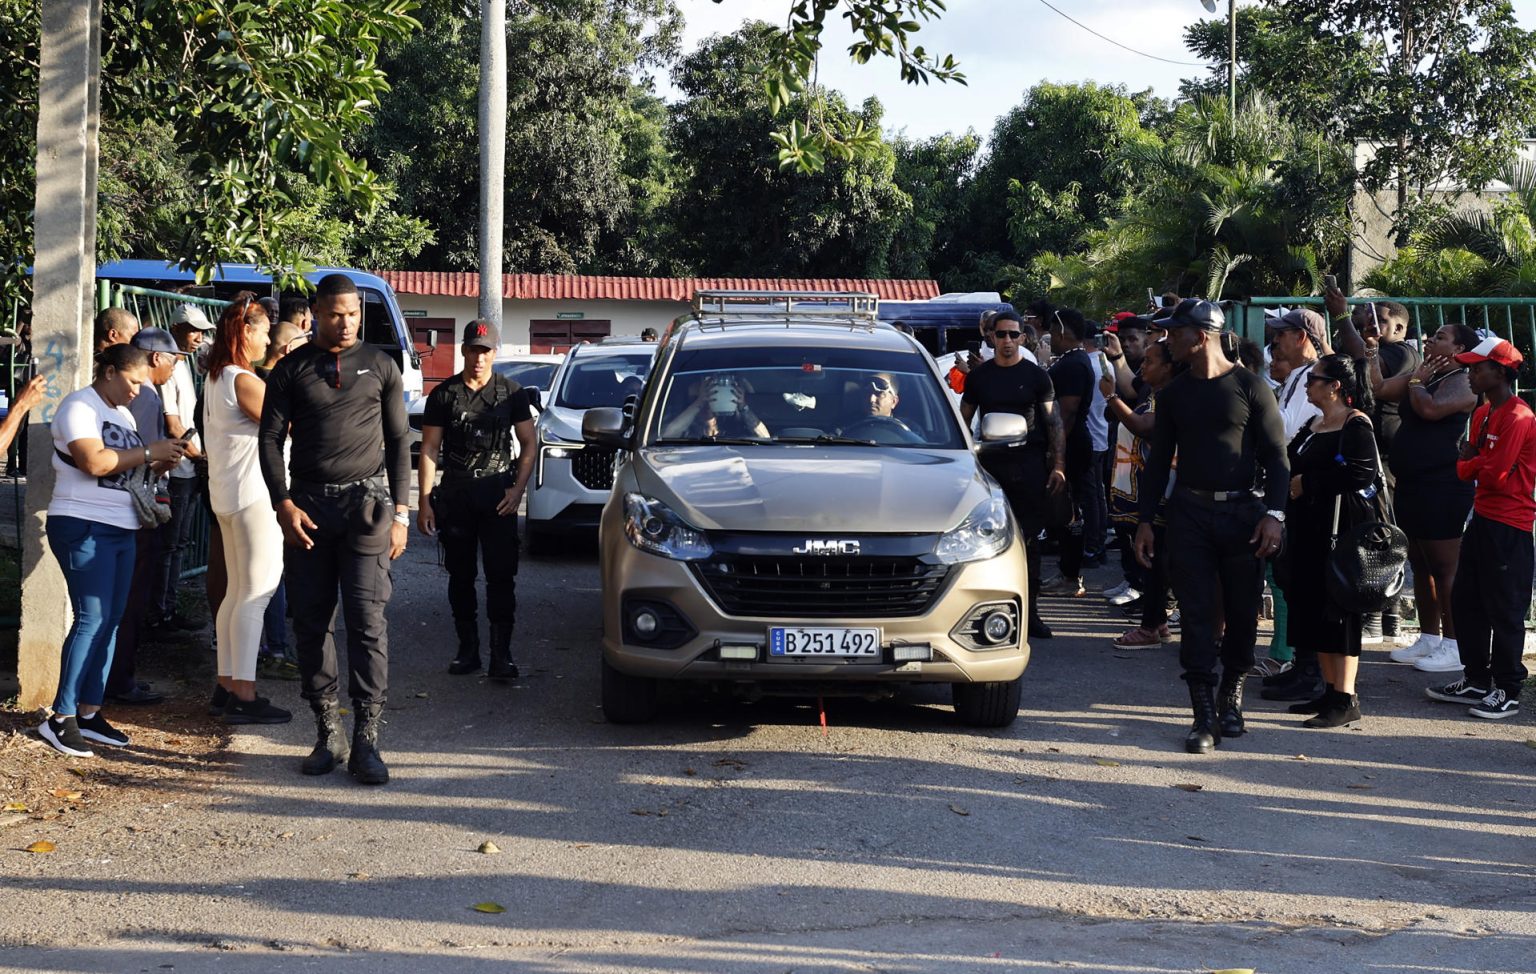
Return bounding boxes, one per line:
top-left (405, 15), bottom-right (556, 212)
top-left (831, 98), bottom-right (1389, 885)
top-left (571, 447), bottom-right (617, 491)
top-left (692, 555), bottom-right (951, 619)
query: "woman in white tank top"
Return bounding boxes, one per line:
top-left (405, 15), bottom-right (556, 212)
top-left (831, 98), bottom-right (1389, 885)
top-left (203, 293), bottom-right (291, 725)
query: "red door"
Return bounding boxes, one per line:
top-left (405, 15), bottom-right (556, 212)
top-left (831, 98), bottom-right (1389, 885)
top-left (530, 320), bottom-right (611, 354)
top-left (411, 319), bottom-right (457, 395)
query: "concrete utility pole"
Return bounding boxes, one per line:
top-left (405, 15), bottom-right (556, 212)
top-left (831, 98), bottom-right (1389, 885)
top-left (20, 0), bottom-right (102, 709)
top-left (478, 0), bottom-right (506, 327)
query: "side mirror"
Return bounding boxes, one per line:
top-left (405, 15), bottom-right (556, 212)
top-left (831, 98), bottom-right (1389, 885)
top-left (525, 386), bottom-right (542, 411)
top-left (582, 406), bottom-right (628, 448)
top-left (978, 412), bottom-right (1028, 445)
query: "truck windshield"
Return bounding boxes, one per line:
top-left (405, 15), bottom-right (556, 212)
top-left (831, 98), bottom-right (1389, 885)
top-left (651, 347), bottom-right (964, 449)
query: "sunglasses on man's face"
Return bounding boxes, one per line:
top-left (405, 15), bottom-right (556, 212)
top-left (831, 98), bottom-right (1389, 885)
top-left (994, 330), bottom-right (1023, 340)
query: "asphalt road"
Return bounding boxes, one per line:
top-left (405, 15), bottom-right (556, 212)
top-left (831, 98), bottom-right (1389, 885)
top-left (4, 532), bottom-right (1535, 974)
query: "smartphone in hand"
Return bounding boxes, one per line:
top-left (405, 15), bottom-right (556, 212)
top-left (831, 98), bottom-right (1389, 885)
top-left (1323, 274), bottom-right (1338, 291)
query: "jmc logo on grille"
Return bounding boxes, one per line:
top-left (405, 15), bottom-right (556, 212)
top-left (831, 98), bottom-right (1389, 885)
top-left (792, 539), bottom-right (862, 556)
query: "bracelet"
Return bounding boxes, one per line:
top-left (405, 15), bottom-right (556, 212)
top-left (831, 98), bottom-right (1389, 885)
top-left (1108, 354), bottom-right (1124, 362)
top-left (143, 446), bottom-right (151, 465)
top-left (1409, 378), bottom-right (1424, 386)
top-left (1331, 314), bottom-right (1352, 323)
top-left (1105, 393), bottom-right (1121, 403)
top-left (392, 511), bottom-right (410, 525)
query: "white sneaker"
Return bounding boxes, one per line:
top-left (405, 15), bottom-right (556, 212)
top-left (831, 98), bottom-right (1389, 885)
top-left (1414, 639), bottom-right (1464, 673)
top-left (1103, 581), bottom-right (1132, 600)
top-left (1109, 587), bottom-right (1142, 607)
top-left (1390, 633), bottom-right (1440, 664)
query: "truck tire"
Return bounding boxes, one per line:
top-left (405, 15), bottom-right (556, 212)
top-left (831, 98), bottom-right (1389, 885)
top-left (601, 657), bottom-right (659, 724)
top-left (951, 677), bottom-right (1022, 728)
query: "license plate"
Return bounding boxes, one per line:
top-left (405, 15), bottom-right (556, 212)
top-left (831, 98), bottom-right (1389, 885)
top-left (768, 627), bottom-right (881, 658)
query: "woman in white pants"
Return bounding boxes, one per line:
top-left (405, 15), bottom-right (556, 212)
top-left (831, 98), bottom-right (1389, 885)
top-left (204, 293), bottom-right (289, 724)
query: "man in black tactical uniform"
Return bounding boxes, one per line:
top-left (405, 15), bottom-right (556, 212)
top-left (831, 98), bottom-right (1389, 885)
top-left (258, 274), bottom-right (411, 785)
top-left (417, 319), bottom-right (537, 680)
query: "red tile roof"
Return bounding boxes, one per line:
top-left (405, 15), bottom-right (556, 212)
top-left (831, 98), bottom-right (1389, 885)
top-left (378, 272), bottom-right (940, 303)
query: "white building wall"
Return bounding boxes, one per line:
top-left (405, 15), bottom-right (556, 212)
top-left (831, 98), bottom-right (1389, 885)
top-left (392, 294), bottom-right (687, 354)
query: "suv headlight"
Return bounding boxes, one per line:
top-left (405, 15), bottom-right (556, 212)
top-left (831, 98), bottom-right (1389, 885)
top-left (934, 492), bottom-right (1013, 565)
top-left (541, 425), bottom-right (581, 458)
top-left (623, 493), bottom-right (713, 561)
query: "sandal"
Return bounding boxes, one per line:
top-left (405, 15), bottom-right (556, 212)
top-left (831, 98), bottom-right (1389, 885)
top-left (1113, 626), bottom-right (1169, 649)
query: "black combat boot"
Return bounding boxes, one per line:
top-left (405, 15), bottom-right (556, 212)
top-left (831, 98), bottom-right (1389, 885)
top-left (348, 701), bottom-right (390, 785)
top-left (1217, 670), bottom-right (1246, 739)
top-left (487, 624), bottom-right (519, 682)
top-left (1185, 682), bottom-right (1222, 754)
top-left (301, 697), bottom-right (349, 776)
top-left (448, 619), bottom-right (481, 675)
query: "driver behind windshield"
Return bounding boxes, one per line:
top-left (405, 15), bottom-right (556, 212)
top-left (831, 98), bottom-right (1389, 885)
top-left (867, 372), bottom-right (900, 418)
top-left (662, 374), bottom-right (770, 440)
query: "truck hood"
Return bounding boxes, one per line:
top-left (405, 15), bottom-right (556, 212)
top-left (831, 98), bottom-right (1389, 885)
top-left (633, 445), bottom-right (992, 534)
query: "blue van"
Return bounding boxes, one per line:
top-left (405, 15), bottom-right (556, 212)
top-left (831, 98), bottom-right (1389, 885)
top-left (878, 295), bottom-right (1017, 357)
top-left (96, 260), bottom-right (424, 402)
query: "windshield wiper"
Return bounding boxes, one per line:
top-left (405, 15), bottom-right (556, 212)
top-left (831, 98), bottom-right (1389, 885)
top-left (776, 434), bottom-right (879, 446)
top-left (652, 437), bottom-right (768, 446)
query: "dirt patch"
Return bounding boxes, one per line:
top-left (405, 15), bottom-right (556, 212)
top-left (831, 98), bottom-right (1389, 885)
top-left (0, 693), bottom-right (232, 831)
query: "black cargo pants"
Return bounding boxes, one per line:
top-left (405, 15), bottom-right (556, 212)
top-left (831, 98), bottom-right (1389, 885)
top-left (433, 473), bottom-right (519, 629)
top-left (286, 479), bottom-right (394, 706)
top-left (1165, 490), bottom-right (1268, 687)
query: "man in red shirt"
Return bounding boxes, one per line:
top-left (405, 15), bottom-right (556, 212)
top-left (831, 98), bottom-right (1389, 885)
top-left (1425, 337), bottom-right (1535, 720)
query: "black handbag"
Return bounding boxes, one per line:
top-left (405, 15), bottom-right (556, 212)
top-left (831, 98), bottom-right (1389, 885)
top-left (1325, 448), bottom-right (1407, 615)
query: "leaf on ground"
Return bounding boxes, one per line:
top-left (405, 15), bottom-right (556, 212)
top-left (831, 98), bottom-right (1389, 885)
top-left (1092, 758), bottom-right (1121, 768)
top-left (630, 809), bottom-right (653, 816)
top-left (2, 802), bottom-right (26, 813)
top-left (1046, 747), bottom-right (1061, 753)
top-left (571, 843), bottom-right (591, 849)
top-left (1173, 783), bottom-right (1203, 792)
top-left (1185, 835), bottom-right (1208, 843)
top-left (1209, 969), bottom-right (1256, 974)
top-left (1293, 754), bottom-right (1309, 761)
top-left (50, 789), bottom-right (82, 801)
top-left (1346, 783), bottom-right (1374, 790)
top-left (414, 691), bottom-right (429, 699)
top-left (277, 832), bottom-right (295, 839)
top-left (948, 804), bottom-right (970, 817)
top-left (477, 841), bottom-right (501, 855)
top-left (683, 768), bottom-right (697, 777)
top-left (1525, 739), bottom-right (1536, 749)
top-left (712, 758), bottom-right (747, 769)
top-left (24, 840), bottom-right (56, 854)
top-left (348, 871), bottom-right (369, 880)
top-left (472, 902), bottom-right (506, 914)
top-left (69, 768), bottom-right (88, 778)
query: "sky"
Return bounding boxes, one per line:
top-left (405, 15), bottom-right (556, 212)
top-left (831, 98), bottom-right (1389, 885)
top-left (657, 0), bottom-right (1536, 143)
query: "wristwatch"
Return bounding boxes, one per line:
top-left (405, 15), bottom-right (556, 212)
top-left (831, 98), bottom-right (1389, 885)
top-left (1265, 509), bottom-right (1287, 523)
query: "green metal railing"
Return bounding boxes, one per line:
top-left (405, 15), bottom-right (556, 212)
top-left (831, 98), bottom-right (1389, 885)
top-left (104, 283), bottom-right (231, 578)
top-left (1237, 296), bottom-right (1536, 389)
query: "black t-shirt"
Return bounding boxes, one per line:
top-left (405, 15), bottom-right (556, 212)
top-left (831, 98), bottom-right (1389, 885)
top-left (1141, 365), bottom-right (1290, 519)
top-left (257, 341), bottom-right (411, 506)
top-left (1375, 341), bottom-right (1420, 420)
top-left (422, 374), bottom-right (533, 475)
top-left (961, 358), bottom-right (1055, 450)
top-left (1048, 348), bottom-right (1096, 462)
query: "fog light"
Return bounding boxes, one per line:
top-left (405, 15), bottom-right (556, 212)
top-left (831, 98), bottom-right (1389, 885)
top-left (631, 608), bottom-right (660, 639)
top-left (720, 644), bottom-right (758, 661)
top-left (893, 643), bottom-right (932, 662)
top-left (981, 611), bottom-right (1013, 644)
top-left (546, 447), bottom-right (574, 458)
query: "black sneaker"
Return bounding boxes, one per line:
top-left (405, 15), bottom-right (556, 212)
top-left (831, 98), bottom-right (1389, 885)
top-left (1425, 679), bottom-right (1488, 704)
top-left (77, 712), bottom-right (130, 748)
top-left (209, 685), bottom-right (231, 716)
top-left (222, 696), bottom-right (293, 725)
top-left (1468, 689), bottom-right (1520, 720)
top-left (1028, 618), bottom-right (1054, 640)
top-left (37, 715), bottom-right (94, 757)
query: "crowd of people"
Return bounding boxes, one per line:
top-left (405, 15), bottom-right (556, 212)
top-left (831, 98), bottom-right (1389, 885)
top-left (28, 277), bottom-right (1536, 767)
top-left (954, 288), bottom-right (1535, 751)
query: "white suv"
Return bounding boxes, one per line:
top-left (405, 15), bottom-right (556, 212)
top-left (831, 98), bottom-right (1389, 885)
top-left (526, 339), bottom-right (658, 553)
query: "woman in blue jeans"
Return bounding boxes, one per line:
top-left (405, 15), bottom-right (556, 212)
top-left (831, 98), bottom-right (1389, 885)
top-left (38, 344), bottom-right (187, 757)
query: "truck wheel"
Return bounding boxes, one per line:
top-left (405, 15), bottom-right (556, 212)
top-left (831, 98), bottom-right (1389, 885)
top-left (601, 657), bottom-right (659, 724)
top-left (951, 677), bottom-right (1022, 728)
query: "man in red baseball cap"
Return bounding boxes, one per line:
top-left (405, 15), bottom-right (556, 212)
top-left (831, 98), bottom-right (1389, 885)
top-left (1425, 337), bottom-right (1535, 720)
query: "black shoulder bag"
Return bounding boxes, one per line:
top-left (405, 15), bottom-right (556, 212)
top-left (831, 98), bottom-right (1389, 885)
top-left (1325, 438), bottom-right (1407, 615)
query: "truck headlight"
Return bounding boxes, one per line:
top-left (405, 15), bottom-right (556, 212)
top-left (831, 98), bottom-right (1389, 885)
top-left (934, 492), bottom-right (1012, 565)
top-left (623, 493), bottom-right (713, 561)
